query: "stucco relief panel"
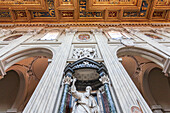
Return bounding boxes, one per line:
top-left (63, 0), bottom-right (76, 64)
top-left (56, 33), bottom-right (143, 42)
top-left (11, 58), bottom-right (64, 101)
top-left (69, 44), bottom-right (102, 60)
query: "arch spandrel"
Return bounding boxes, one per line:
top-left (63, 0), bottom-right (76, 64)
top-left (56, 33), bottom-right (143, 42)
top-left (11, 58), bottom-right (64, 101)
top-left (0, 47), bottom-right (55, 71)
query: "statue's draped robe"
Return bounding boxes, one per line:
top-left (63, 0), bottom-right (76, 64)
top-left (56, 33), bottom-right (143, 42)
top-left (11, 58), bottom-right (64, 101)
top-left (71, 88), bottom-right (99, 113)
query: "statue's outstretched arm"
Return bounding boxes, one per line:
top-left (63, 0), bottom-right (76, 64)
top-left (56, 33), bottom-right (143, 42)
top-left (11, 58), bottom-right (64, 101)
top-left (71, 78), bottom-right (81, 99)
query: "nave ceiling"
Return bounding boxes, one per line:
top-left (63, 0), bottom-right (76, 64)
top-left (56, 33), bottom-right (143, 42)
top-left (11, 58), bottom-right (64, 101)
top-left (0, 0), bottom-right (169, 24)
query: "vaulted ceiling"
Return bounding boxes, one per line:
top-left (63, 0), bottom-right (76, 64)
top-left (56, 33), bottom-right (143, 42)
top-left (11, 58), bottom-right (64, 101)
top-left (0, 0), bottom-right (169, 23)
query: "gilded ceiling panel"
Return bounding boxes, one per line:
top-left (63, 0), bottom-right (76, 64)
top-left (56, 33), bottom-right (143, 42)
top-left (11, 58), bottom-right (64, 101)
top-left (156, 0), bottom-right (169, 5)
top-left (32, 0), bottom-right (55, 17)
top-left (0, 0), bottom-right (40, 5)
top-left (0, 0), bottom-right (169, 22)
top-left (94, 0), bottom-right (137, 5)
top-left (123, 0), bottom-right (148, 17)
top-left (0, 11), bottom-right (10, 18)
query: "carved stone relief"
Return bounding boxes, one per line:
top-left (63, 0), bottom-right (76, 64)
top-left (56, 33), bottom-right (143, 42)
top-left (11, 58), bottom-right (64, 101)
top-left (0, 29), bottom-right (12, 37)
top-left (72, 47), bottom-right (98, 59)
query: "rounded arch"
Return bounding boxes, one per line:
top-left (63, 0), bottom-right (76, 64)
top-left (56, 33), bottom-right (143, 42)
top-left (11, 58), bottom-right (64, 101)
top-left (0, 47), bottom-right (53, 112)
top-left (3, 47), bottom-right (54, 70)
top-left (143, 67), bottom-right (170, 111)
top-left (116, 46), bottom-right (166, 68)
top-left (5, 67), bottom-right (28, 112)
top-left (116, 46), bottom-right (170, 112)
top-left (0, 70), bottom-right (20, 112)
top-left (142, 66), bottom-right (160, 106)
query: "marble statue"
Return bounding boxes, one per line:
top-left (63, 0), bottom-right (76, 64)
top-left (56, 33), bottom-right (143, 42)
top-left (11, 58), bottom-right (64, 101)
top-left (71, 78), bottom-right (100, 113)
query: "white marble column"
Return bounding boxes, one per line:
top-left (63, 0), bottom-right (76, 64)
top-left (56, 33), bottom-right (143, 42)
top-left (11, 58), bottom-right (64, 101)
top-left (23, 29), bottom-right (76, 113)
top-left (92, 29), bottom-right (152, 113)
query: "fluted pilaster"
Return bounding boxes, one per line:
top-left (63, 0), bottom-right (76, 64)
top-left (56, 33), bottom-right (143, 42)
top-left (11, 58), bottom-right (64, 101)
top-left (23, 29), bottom-right (76, 113)
top-left (93, 29), bottom-right (152, 113)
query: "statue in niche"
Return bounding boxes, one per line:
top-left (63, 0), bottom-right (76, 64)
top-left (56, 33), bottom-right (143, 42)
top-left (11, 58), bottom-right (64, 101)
top-left (71, 78), bottom-right (100, 113)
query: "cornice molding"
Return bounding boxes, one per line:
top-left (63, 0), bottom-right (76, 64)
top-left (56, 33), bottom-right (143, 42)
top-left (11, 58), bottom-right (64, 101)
top-left (0, 22), bottom-right (169, 28)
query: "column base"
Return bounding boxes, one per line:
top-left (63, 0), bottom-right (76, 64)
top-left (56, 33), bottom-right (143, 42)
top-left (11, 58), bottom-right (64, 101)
top-left (152, 105), bottom-right (163, 113)
top-left (6, 108), bottom-right (17, 113)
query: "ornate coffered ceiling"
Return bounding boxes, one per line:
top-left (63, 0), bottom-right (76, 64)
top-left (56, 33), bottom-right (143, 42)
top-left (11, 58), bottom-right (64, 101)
top-left (0, 0), bottom-right (169, 23)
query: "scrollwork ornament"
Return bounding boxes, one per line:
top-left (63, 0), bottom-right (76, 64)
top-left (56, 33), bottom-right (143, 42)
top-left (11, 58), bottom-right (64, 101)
top-left (63, 76), bottom-right (72, 85)
top-left (99, 75), bottom-right (110, 84)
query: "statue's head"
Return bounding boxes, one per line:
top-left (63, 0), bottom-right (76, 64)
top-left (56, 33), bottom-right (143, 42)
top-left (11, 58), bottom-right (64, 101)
top-left (85, 86), bottom-right (92, 97)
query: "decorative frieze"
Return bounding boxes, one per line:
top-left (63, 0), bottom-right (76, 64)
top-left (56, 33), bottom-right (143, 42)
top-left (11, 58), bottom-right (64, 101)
top-left (72, 47), bottom-right (98, 59)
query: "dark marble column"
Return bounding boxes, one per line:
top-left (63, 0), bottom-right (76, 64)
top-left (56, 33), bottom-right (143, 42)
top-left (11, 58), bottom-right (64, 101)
top-left (99, 72), bottom-right (117, 113)
top-left (59, 72), bottom-right (72, 113)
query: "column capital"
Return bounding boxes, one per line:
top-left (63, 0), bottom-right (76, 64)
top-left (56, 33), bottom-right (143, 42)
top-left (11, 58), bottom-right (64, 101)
top-left (163, 57), bottom-right (170, 77)
top-left (91, 29), bottom-right (103, 34)
top-left (99, 75), bottom-right (110, 84)
top-left (0, 60), bottom-right (6, 78)
top-left (125, 28), bottom-right (140, 34)
top-left (63, 76), bottom-right (72, 85)
top-left (120, 39), bottom-right (135, 47)
top-left (0, 29), bottom-right (12, 37)
top-left (65, 28), bottom-right (77, 35)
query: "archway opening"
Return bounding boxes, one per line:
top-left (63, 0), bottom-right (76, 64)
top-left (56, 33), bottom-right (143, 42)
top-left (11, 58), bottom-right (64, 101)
top-left (0, 70), bottom-right (20, 113)
top-left (148, 68), bottom-right (170, 111)
top-left (120, 54), bottom-right (170, 112)
top-left (0, 56), bottom-right (49, 113)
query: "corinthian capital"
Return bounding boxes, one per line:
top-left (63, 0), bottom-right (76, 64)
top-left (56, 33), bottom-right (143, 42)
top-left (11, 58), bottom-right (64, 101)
top-left (99, 75), bottom-right (110, 84)
top-left (63, 76), bottom-right (72, 85)
top-left (65, 28), bottom-right (77, 34)
top-left (91, 29), bottom-right (103, 34)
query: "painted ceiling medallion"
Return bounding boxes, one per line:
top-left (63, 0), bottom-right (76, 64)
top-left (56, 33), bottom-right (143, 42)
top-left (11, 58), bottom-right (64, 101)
top-left (78, 34), bottom-right (90, 41)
